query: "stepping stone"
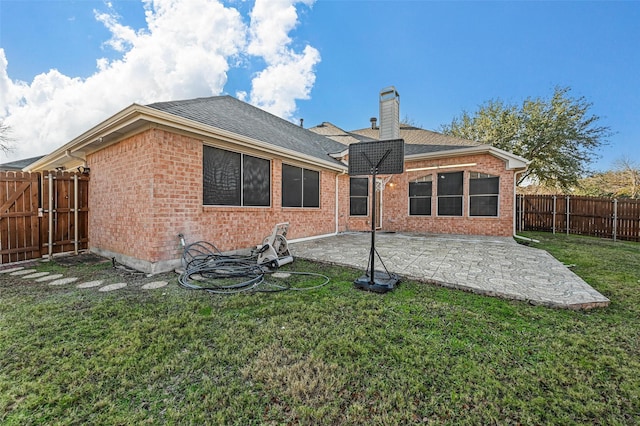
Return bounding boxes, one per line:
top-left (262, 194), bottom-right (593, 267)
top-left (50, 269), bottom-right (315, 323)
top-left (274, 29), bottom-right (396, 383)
top-left (99, 282), bottom-right (127, 292)
top-left (22, 272), bottom-right (51, 279)
top-left (48, 277), bottom-right (79, 286)
top-left (0, 267), bottom-right (25, 274)
top-left (76, 280), bottom-right (104, 289)
top-left (271, 272), bottom-right (291, 279)
top-left (35, 274), bottom-right (64, 282)
top-left (141, 281), bottom-right (168, 290)
top-left (9, 269), bottom-right (37, 276)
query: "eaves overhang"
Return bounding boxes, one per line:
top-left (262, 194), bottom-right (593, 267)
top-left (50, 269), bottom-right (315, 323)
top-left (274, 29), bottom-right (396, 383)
top-left (26, 104), bottom-right (348, 173)
top-left (404, 145), bottom-right (530, 171)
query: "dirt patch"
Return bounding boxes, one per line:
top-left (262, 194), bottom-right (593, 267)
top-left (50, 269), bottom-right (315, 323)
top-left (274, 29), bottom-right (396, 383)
top-left (52, 253), bottom-right (111, 267)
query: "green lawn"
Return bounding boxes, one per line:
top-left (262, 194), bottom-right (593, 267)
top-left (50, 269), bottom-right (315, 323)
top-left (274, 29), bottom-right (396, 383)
top-left (1, 233), bottom-right (638, 425)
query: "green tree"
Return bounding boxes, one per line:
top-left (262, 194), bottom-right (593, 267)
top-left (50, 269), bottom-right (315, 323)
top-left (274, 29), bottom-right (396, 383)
top-left (440, 86), bottom-right (612, 191)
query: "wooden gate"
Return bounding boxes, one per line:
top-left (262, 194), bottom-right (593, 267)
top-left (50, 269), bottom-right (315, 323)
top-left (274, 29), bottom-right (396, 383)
top-left (0, 171), bottom-right (89, 264)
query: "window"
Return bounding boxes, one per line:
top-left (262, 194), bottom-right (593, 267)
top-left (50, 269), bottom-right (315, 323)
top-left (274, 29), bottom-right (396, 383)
top-left (350, 177), bottom-right (369, 216)
top-left (282, 164), bottom-right (320, 208)
top-left (437, 171), bottom-right (463, 216)
top-left (203, 146), bottom-right (270, 206)
top-left (409, 175), bottom-right (432, 216)
top-left (469, 172), bottom-right (499, 216)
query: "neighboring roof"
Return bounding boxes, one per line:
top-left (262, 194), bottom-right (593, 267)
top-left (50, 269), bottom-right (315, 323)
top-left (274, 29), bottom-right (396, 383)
top-left (147, 96), bottom-right (348, 166)
top-left (308, 122), bottom-right (374, 145)
top-left (310, 122), bottom-right (481, 147)
top-left (0, 155), bottom-right (46, 171)
top-left (310, 121), bottom-right (527, 170)
top-left (350, 125), bottom-right (483, 147)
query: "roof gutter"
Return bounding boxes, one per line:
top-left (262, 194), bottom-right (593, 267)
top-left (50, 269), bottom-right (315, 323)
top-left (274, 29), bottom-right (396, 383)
top-left (65, 149), bottom-right (87, 168)
top-left (405, 145), bottom-right (529, 171)
top-left (25, 104), bottom-right (150, 171)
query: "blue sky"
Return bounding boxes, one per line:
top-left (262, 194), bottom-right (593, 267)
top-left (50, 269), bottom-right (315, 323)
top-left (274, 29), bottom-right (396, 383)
top-left (0, 0), bottom-right (638, 172)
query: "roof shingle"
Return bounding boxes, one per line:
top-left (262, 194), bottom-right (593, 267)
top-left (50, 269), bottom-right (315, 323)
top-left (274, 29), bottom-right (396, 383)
top-left (147, 96), bottom-right (348, 165)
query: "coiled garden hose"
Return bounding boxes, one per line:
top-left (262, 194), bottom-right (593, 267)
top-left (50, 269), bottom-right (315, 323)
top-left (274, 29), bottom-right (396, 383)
top-left (177, 240), bottom-right (329, 294)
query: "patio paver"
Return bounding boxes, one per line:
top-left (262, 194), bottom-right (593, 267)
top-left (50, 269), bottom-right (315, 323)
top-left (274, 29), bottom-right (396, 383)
top-left (290, 232), bottom-right (610, 309)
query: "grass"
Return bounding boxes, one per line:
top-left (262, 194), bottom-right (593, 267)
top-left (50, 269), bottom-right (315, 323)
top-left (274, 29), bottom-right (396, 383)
top-left (0, 232), bottom-right (638, 425)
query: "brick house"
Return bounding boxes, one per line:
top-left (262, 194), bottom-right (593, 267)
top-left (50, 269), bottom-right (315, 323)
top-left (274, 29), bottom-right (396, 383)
top-left (28, 89), bottom-right (528, 273)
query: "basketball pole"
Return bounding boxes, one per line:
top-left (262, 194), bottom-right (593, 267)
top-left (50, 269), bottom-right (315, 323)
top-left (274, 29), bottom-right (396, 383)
top-left (362, 150), bottom-right (391, 286)
top-left (349, 139), bottom-right (403, 293)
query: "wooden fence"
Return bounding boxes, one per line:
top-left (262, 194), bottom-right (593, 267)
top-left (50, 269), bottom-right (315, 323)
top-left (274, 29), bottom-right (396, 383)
top-left (0, 171), bottom-right (89, 264)
top-left (516, 194), bottom-right (640, 242)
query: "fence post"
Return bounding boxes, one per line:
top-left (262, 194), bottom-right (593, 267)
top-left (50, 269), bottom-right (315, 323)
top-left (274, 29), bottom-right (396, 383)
top-left (47, 173), bottom-right (53, 258)
top-left (517, 195), bottom-right (522, 231)
top-left (74, 174), bottom-right (79, 254)
top-left (566, 195), bottom-right (570, 235)
top-left (552, 195), bottom-right (557, 234)
top-left (516, 194), bottom-right (520, 231)
top-left (520, 195), bottom-right (525, 231)
top-left (613, 198), bottom-right (618, 242)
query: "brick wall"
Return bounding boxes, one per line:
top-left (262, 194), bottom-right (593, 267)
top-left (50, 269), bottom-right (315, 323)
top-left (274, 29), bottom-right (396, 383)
top-left (88, 130), bottom-right (158, 262)
top-left (196, 157), bottom-right (337, 252)
top-left (87, 130), bottom-right (518, 271)
top-left (88, 129), bottom-right (339, 268)
top-left (342, 154), bottom-right (517, 237)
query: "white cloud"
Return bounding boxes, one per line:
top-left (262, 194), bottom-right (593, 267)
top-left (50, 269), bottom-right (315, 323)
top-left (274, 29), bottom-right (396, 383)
top-left (0, 0), bottom-right (319, 163)
top-left (246, 0), bottom-right (320, 119)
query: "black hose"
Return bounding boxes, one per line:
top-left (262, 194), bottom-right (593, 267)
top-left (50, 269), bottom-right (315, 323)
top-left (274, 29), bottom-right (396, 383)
top-left (177, 240), bottom-right (329, 295)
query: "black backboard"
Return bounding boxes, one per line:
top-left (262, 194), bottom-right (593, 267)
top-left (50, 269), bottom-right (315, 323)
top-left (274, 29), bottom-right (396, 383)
top-left (348, 139), bottom-right (405, 176)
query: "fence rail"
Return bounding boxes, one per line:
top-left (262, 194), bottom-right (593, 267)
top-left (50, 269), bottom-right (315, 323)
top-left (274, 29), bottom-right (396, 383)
top-left (516, 195), bottom-right (640, 242)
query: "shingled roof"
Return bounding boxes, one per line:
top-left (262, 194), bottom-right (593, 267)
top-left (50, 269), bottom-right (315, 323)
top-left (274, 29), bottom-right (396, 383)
top-left (310, 122), bottom-right (479, 147)
top-left (349, 125), bottom-right (481, 147)
top-left (308, 122), bottom-right (480, 157)
top-left (308, 122), bottom-right (375, 145)
top-left (147, 96), bottom-right (348, 165)
top-left (29, 95), bottom-right (525, 173)
top-left (0, 155), bottom-right (45, 171)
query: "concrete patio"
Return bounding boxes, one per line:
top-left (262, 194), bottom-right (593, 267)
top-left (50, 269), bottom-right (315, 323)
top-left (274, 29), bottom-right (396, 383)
top-left (289, 232), bottom-right (610, 310)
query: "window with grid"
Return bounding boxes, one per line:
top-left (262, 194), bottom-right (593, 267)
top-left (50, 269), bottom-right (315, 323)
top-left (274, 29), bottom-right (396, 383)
top-left (350, 177), bottom-right (369, 216)
top-left (469, 172), bottom-right (499, 216)
top-left (437, 171), bottom-right (463, 216)
top-left (203, 146), bottom-right (270, 206)
top-left (409, 175), bottom-right (432, 216)
top-left (282, 164), bottom-right (320, 208)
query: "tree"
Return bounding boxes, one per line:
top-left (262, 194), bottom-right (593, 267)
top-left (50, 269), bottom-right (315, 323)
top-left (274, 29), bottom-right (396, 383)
top-left (612, 157), bottom-right (640, 198)
top-left (579, 157), bottom-right (640, 198)
top-left (440, 86), bottom-right (612, 191)
top-left (0, 119), bottom-right (14, 155)
top-left (401, 115), bottom-right (421, 128)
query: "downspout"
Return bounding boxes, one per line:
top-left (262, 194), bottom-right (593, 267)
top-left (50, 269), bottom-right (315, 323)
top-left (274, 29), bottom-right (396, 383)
top-left (287, 169), bottom-right (347, 245)
top-left (335, 170), bottom-right (347, 234)
top-left (513, 169), bottom-right (539, 243)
